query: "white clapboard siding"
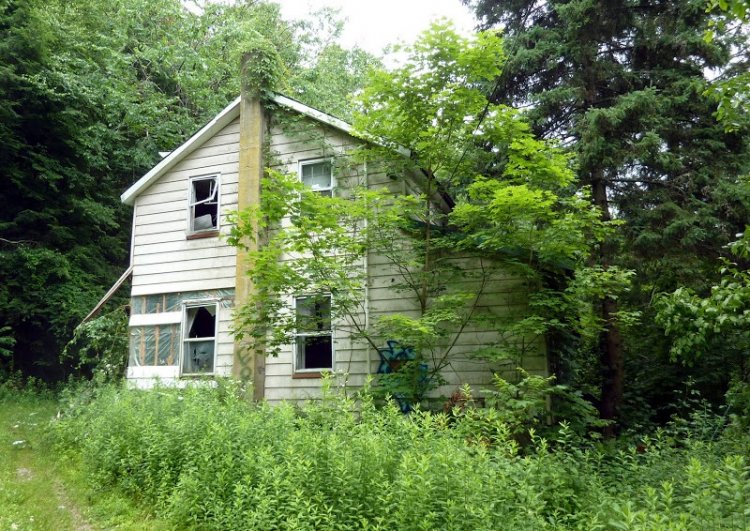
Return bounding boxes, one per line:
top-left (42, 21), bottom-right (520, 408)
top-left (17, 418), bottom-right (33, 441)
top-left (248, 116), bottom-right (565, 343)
top-left (131, 268), bottom-right (236, 290)
top-left (135, 255), bottom-right (236, 276)
top-left (269, 118), bottom-right (357, 173)
top-left (134, 245), bottom-right (236, 266)
top-left (215, 306), bottom-right (236, 375)
top-left (134, 238), bottom-right (234, 260)
top-left (137, 198), bottom-right (188, 217)
top-left (270, 134), bottom-right (350, 154)
top-left (167, 152), bottom-right (241, 178)
top-left (361, 194), bottom-right (545, 402)
top-left (131, 117), bottom-right (240, 297)
top-left (260, 117), bottom-right (375, 401)
top-left (126, 105), bottom-right (543, 400)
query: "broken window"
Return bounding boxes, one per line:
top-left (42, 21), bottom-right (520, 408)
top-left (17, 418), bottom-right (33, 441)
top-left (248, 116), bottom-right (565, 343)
top-left (300, 160), bottom-right (332, 197)
top-left (294, 295), bottom-right (333, 371)
top-left (182, 304), bottom-right (217, 375)
top-left (189, 175), bottom-right (219, 233)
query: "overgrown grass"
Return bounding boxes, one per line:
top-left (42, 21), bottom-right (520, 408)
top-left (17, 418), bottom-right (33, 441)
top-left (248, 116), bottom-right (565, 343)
top-left (0, 384), bottom-right (172, 531)
top-left (0, 391), bottom-right (72, 531)
top-left (53, 380), bottom-right (750, 530)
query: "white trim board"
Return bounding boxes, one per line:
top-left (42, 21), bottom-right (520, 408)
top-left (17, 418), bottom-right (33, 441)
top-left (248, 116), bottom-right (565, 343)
top-left (129, 312), bottom-right (182, 327)
top-left (81, 265), bottom-right (134, 324)
top-left (127, 365), bottom-right (179, 379)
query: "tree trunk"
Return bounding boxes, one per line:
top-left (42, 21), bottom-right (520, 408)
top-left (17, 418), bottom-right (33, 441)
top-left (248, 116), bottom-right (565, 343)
top-left (591, 174), bottom-right (624, 435)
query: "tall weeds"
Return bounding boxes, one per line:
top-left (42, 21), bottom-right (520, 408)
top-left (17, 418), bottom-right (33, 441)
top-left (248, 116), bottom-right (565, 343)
top-left (54, 382), bottom-right (750, 530)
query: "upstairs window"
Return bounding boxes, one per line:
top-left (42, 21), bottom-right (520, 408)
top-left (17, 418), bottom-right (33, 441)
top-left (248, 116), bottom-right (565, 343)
top-left (300, 160), bottom-right (332, 197)
top-left (189, 175), bottom-right (219, 234)
top-left (294, 295), bottom-right (333, 371)
top-left (181, 304), bottom-right (217, 375)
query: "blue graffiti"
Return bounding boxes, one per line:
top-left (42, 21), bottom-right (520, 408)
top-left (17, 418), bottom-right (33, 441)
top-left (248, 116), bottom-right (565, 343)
top-left (376, 340), bottom-right (429, 413)
top-left (377, 340), bottom-right (415, 374)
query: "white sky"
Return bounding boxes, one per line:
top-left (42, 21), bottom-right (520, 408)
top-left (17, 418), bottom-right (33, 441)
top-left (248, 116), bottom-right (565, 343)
top-left (276, 0), bottom-right (477, 57)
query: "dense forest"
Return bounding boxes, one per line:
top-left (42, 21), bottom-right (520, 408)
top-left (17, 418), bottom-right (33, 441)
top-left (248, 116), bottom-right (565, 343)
top-left (466, 0), bottom-right (750, 431)
top-left (2, 0), bottom-right (750, 528)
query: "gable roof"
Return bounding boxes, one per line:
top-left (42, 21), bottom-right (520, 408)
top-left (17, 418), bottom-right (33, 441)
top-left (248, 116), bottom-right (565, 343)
top-left (120, 93), bottom-right (364, 205)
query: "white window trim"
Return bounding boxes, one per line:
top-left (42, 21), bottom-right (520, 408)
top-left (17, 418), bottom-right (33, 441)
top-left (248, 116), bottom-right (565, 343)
top-left (293, 294), bottom-right (335, 373)
top-left (129, 312), bottom-right (182, 327)
top-left (298, 158), bottom-right (334, 195)
top-left (187, 173), bottom-right (221, 235)
top-left (180, 300), bottom-right (219, 377)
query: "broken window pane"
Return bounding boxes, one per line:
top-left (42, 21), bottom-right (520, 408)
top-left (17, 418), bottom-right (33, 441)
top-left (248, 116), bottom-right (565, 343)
top-left (183, 340), bottom-right (215, 374)
top-left (182, 305), bottom-right (216, 374)
top-left (190, 177), bottom-right (218, 232)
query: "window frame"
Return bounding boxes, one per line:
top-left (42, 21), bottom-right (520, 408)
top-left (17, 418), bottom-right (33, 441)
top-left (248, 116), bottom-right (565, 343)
top-left (298, 158), bottom-right (334, 196)
top-left (180, 300), bottom-right (219, 377)
top-left (187, 173), bottom-right (221, 236)
top-left (293, 294), bottom-right (334, 374)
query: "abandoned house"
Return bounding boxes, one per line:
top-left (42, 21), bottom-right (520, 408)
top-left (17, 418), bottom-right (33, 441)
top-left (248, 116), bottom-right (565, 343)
top-left (106, 89), bottom-right (547, 403)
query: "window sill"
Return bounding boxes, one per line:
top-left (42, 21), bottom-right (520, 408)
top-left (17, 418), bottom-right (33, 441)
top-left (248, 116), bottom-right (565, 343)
top-left (186, 230), bottom-right (219, 240)
top-left (292, 371), bottom-right (328, 379)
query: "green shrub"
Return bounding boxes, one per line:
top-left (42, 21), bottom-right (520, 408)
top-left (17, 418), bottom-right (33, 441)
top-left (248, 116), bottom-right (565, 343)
top-left (54, 382), bottom-right (750, 530)
top-left (61, 306), bottom-right (129, 384)
top-left (0, 371), bottom-right (52, 401)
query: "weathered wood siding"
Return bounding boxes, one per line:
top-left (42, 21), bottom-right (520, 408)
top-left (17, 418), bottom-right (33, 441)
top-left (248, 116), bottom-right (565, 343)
top-left (261, 111), bottom-right (545, 404)
top-left (125, 105), bottom-right (544, 399)
top-left (126, 118), bottom-right (240, 387)
top-left (131, 118), bottom-right (240, 296)
top-left (366, 244), bottom-right (546, 400)
top-left (263, 112), bottom-right (373, 402)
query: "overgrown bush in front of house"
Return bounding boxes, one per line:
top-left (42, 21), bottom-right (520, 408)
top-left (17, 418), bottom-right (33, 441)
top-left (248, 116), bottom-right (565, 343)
top-left (61, 306), bottom-right (129, 384)
top-left (53, 380), bottom-right (750, 530)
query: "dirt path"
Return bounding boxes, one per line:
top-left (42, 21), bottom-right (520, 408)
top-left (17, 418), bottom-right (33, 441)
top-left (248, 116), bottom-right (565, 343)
top-left (2, 398), bottom-right (170, 531)
top-left (11, 464), bottom-right (94, 530)
top-left (53, 479), bottom-right (94, 531)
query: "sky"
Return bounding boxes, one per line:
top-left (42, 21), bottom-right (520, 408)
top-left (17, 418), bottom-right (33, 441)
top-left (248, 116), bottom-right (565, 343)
top-left (275, 0), bottom-right (478, 57)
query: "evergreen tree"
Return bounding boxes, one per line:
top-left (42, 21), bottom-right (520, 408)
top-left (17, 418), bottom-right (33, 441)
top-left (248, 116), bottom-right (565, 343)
top-left (465, 0), bottom-right (750, 427)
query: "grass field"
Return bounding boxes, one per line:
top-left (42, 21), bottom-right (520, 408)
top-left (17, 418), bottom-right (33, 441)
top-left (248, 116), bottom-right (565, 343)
top-left (0, 394), bottom-right (170, 531)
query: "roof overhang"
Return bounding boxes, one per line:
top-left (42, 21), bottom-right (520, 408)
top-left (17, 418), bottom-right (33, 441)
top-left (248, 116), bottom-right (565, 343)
top-left (80, 265), bottom-right (134, 324)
